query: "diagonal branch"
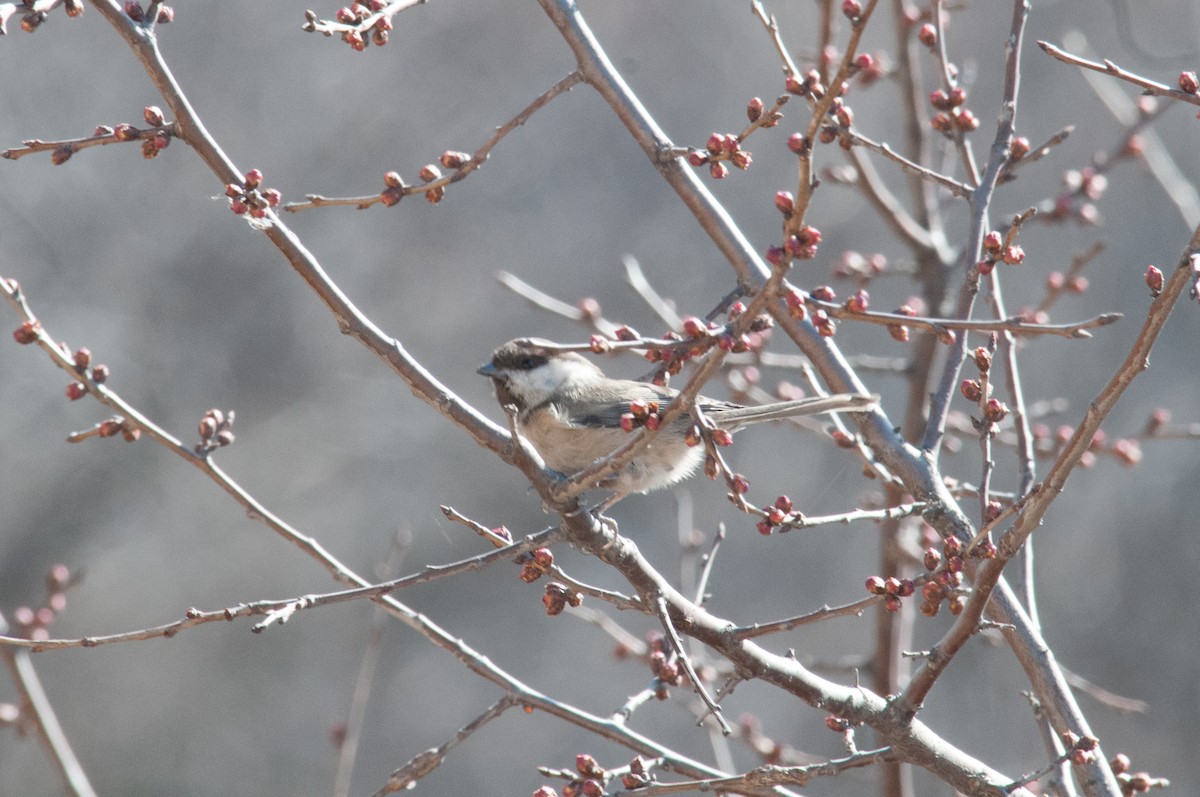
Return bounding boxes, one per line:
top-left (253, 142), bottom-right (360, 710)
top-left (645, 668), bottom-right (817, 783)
top-left (1039, 41), bottom-right (1200, 108)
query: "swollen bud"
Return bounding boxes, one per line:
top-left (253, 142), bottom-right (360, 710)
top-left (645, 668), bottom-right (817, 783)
top-left (440, 151), bottom-right (470, 169)
top-left (1145, 265), bottom-right (1163, 297)
top-left (917, 23), bottom-right (937, 47)
top-left (746, 96), bottom-right (764, 123)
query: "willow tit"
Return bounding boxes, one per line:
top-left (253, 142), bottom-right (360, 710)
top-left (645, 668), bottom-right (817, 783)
top-left (478, 338), bottom-right (877, 500)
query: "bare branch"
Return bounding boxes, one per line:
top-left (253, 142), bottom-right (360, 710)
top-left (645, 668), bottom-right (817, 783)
top-left (285, 71), bottom-right (584, 212)
top-left (1039, 41), bottom-right (1200, 108)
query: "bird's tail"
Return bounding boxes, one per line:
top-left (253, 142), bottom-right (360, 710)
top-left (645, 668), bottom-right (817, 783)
top-left (712, 393), bottom-right (878, 427)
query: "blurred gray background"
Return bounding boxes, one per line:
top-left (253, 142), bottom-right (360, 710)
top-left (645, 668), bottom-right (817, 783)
top-left (1, 1), bottom-right (1198, 795)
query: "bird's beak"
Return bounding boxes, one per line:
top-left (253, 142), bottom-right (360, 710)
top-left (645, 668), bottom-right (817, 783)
top-left (477, 362), bottom-right (497, 378)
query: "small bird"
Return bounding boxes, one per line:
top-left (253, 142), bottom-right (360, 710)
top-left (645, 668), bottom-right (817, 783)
top-left (478, 338), bottom-right (877, 501)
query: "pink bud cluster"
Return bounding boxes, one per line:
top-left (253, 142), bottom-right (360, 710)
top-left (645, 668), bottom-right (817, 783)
top-left (6, 564), bottom-right (76, 642)
top-left (766, 226), bottom-right (822, 267)
top-left (754, 494), bottom-right (797, 535)
top-left (864, 573), bottom-right (916, 613)
top-left (688, 132), bottom-right (753, 179)
top-left (517, 547), bottom-right (555, 583)
top-left (976, 230), bottom-right (1024, 276)
top-left (619, 398), bottom-right (663, 433)
top-left (52, 107), bottom-right (173, 166)
top-left (542, 581), bottom-right (581, 616)
top-left (197, 408), bottom-right (236, 451)
top-left (225, 169), bottom-right (282, 219)
top-left (335, 1), bottom-right (392, 50)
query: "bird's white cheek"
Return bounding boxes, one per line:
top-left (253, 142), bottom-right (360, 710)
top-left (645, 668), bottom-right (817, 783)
top-left (506, 359), bottom-right (588, 404)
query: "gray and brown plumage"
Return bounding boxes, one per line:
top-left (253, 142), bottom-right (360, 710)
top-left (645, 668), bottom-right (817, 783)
top-left (478, 338), bottom-right (877, 499)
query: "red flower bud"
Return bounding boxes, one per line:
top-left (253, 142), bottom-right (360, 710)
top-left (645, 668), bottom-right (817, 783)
top-left (746, 96), bottom-right (764, 123)
top-left (113, 123), bottom-right (139, 142)
top-left (13, 320), bottom-right (40, 345)
top-left (917, 23), bottom-right (937, 47)
top-left (984, 398), bottom-right (1009, 423)
top-left (954, 108), bottom-right (979, 132)
top-left (786, 133), bottom-right (810, 154)
top-left (439, 151), bottom-right (469, 169)
top-left (1145, 265), bottom-right (1164, 296)
top-left (973, 346), bottom-right (991, 373)
top-left (785, 288), bottom-right (807, 320)
top-left (1000, 245), bottom-right (1025, 265)
top-left (845, 289), bottom-right (869, 313)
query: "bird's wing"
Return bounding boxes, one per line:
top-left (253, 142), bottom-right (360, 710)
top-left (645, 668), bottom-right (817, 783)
top-left (559, 379), bottom-right (682, 428)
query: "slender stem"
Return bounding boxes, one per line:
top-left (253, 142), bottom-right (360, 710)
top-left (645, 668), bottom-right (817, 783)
top-left (0, 640), bottom-right (98, 797)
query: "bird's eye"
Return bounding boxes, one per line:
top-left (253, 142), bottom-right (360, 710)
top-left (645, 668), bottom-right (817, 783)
top-left (519, 356), bottom-right (538, 370)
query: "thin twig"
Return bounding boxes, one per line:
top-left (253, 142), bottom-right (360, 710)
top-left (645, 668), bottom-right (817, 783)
top-left (0, 625), bottom-right (98, 797)
top-left (1064, 31), bottom-right (1200, 228)
top-left (693, 523), bottom-right (725, 606)
top-left (653, 597), bottom-right (731, 736)
top-left (333, 532), bottom-right (411, 797)
top-left (1, 122), bottom-right (177, 162)
top-left (733, 596), bottom-right (881, 639)
top-left (285, 71), bottom-right (584, 212)
top-left (497, 270), bottom-right (620, 337)
top-left (847, 130), bottom-right (971, 197)
top-left (367, 697), bottom-right (515, 797)
top-left (0, 529), bottom-right (551, 649)
top-left (624, 256), bottom-right (682, 330)
top-left (1038, 41), bottom-right (1200, 108)
top-left (776, 502), bottom-right (928, 533)
top-left (807, 297), bottom-right (1120, 339)
top-left (625, 748), bottom-right (894, 795)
